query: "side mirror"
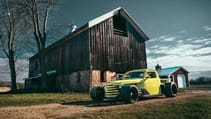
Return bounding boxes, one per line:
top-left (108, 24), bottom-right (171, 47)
top-left (145, 74), bottom-right (150, 79)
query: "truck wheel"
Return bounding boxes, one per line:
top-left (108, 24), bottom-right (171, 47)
top-left (90, 87), bottom-right (104, 101)
top-left (164, 83), bottom-right (177, 97)
top-left (122, 86), bottom-right (139, 103)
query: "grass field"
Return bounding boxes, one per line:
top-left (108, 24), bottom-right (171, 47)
top-left (0, 85), bottom-right (210, 119)
top-left (0, 84), bottom-right (210, 107)
top-left (0, 92), bottom-right (90, 107)
top-left (78, 97), bottom-right (211, 119)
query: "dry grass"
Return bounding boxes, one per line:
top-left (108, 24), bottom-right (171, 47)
top-left (0, 92), bottom-right (90, 107)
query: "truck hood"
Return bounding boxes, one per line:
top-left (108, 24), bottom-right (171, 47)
top-left (106, 78), bottom-right (144, 86)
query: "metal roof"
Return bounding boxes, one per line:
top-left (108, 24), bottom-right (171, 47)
top-left (88, 7), bottom-right (122, 28)
top-left (158, 66), bottom-right (188, 76)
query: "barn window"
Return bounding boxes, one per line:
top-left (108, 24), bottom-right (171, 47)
top-left (113, 14), bottom-right (128, 37)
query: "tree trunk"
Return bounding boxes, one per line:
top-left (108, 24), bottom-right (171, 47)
top-left (39, 47), bottom-right (47, 90)
top-left (8, 50), bottom-right (17, 91)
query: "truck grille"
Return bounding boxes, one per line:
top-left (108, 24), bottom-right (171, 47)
top-left (104, 84), bottom-right (119, 98)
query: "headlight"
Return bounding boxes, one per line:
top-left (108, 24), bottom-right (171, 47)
top-left (119, 85), bottom-right (122, 89)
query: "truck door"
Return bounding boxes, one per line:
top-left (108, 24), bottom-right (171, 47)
top-left (144, 72), bottom-right (161, 95)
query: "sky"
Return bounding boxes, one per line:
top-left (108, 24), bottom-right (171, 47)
top-left (54, 0), bottom-right (211, 73)
top-left (1, 0), bottom-right (211, 82)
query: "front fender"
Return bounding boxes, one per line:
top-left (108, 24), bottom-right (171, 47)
top-left (120, 85), bottom-right (138, 98)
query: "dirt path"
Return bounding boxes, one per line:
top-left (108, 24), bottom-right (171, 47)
top-left (0, 87), bottom-right (11, 92)
top-left (0, 91), bottom-right (211, 119)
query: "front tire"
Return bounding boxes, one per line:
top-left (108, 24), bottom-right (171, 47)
top-left (90, 87), bottom-right (104, 101)
top-left (164, 83), bottom-right (177, 97)
top-left (121, 86), bottom-right (139, 103)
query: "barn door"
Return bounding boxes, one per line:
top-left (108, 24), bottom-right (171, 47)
top-left (177, 74), bottom-right (186, 88)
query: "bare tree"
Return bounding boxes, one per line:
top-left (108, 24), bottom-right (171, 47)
top-left (21, 0), bottom-right (56, 90)
top-left (0, 0), bottom-right (29, 90)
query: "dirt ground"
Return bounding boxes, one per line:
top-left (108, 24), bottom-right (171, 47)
top-left (0, 87), bottom-right (11, 92)
top-left (0, 90), bottom-right (211, 119)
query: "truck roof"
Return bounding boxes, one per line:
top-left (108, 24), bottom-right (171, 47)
top-left (125, 69), bottom-right (156, 73)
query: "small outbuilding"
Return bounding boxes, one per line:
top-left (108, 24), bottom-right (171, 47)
top-left (155, 64), bottom-right (189, 88)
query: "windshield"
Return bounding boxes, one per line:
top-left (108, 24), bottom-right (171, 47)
top-left (122, 71), bottom-right (144, 79)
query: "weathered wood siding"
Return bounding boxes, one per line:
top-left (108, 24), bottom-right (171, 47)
top-left (89, 17), bottom-right (147, 73)
top-left (55, 29), bottom-right (90, 75)
top-left (29, 30), bottom-right (90, 77)
top-left (27, 29), bottom-right (90, 91)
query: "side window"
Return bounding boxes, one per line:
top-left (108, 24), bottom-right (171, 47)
top-left (147, 72), bottom-right (156, 78)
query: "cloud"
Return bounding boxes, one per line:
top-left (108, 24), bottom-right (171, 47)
top-left (149, 35), bottom-right (177, 42)
top-left (163, 37), bottom-right (176, 42)
top-left (177, 40), bottom-right (183, 44)
top-left (147, 54), bottom-right (211, 72)
top-left (193, 38), bottom-right (211, 43)
top-left (203, 26), bottom-right (211, 31)
top-left (146, 48), bottom-right (151, 54)
top-left (186, 38), bottom-right (193, 41)
top-left (146, 33), bottom-right (211, 72)
top-left (158, 35), bottom-right (176, 42)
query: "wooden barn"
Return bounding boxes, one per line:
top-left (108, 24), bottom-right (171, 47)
top-left (25, 7), bottom-right (149, 92)
top-left (155, 64), bottom-right (189, 88)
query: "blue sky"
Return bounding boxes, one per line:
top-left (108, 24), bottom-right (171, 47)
top-left (54, 0), bottom-right (211, 72)
top-left (1, 0), bottom-right (211, 82)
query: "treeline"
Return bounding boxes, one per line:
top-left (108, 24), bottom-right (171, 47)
top-left (190, 77), bottom-right (211, 85)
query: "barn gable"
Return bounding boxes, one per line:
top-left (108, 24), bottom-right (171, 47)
top-left (88, 7), bottom-right (149, 40)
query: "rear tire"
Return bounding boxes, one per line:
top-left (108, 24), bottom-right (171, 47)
top-left (90, 87), bottom-right (104, 101)
top-left (164, 83), bottom-right (177, 97)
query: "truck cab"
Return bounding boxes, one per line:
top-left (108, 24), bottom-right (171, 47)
top-left (90, 69), bottom-right (177, 103)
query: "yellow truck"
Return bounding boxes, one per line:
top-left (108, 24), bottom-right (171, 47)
top-left (90, 69), bottom-right (177, 103)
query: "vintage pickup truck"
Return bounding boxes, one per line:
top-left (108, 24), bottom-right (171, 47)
top-left (90, 69), bottom-right (177, 103)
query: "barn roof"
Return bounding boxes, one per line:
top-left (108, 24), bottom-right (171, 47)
top-left (29, 7), bottom-right (149, 60)
top-left (158, 66), bottom-right (189, 76)
top-left (51, 7), bottom-right (149, 48)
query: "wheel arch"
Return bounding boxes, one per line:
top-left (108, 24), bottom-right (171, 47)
top-left (164, 82), bottom-right (177, 97)
top-left (90, 86), bottom-right (105, 101)
top-left (120, 85), bottom-right (139, 103)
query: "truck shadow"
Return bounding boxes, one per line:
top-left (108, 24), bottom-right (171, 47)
top-left (62, 100), bottom-right (128, 107)
top-left (61, 96), bottom-right (165, 107)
